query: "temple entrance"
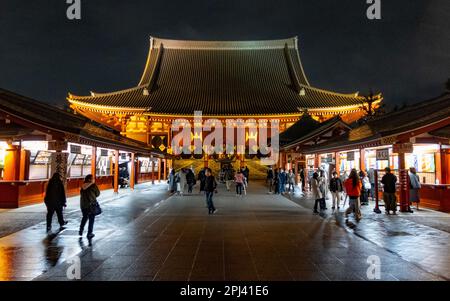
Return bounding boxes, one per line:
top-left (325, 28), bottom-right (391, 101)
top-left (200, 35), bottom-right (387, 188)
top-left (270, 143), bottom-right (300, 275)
top-left (172, 157), bottom-right (270, 180)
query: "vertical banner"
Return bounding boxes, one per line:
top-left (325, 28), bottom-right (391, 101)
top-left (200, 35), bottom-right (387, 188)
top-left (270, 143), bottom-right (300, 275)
top-left (51, 151), bottom-right (69, 183)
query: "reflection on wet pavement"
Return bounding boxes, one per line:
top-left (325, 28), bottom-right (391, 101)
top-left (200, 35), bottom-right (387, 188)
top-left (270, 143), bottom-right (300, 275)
top-left (0, 181), bottom-right (448, 281)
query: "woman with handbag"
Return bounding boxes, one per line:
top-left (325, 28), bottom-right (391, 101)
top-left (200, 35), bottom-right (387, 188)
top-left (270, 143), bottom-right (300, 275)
top-left (79, 174), bottom-right (101, 239)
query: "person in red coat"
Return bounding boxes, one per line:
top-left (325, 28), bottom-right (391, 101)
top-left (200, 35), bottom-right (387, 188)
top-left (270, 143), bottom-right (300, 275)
top-left (344, 169), bottom-right (362, 222)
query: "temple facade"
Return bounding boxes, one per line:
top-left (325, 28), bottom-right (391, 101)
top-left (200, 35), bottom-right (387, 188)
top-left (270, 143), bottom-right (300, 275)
top-left (68, 37), bottom-right (382, 177)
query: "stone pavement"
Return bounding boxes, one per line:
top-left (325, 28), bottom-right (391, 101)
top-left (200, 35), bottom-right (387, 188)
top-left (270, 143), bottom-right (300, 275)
top-left (0, 181), bottom-right (448, 281)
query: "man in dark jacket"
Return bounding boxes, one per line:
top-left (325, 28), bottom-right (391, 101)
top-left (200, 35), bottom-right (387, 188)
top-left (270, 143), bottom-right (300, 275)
top-left (79, 174), bottom-right (100, 238)
top-left (44, 173), bottom-right (68, 232)
top-left (329, 171), bottom-right (343, 210)
top-left (381, 167), bottom-right (397, 215)
top-left (198, 168), bottom-right (206, 193)
top-left (204, 168), bottom-right (218, 214)
top-left (186, 169), bottom-right (196, 193)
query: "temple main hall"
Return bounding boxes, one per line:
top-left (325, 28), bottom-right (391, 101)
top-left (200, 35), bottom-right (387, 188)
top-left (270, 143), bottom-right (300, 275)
top-left (68, 37), bottom-right (382, 177)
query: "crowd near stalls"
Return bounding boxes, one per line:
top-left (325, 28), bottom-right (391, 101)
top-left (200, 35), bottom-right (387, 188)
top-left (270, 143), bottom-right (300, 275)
top-left (279, 93), bottom-right (450, 213)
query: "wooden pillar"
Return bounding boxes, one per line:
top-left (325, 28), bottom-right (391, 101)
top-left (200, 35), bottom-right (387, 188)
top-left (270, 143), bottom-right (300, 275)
top-left (335, 152), bottom-right (340, 176)
top-left (130, 153), bottom-right (135, 190)
top-left (163, 158), bottom-right (167, 181)
top-left (20, 148), bottom-right (30, 181)
top-left (314, 154), bottom-right (319, 170)
top-left (204, 155), bottom-right (209, 168)
top-left (4, 144), bottom-right (21, 181)
top-left (114, 150), bottom-right (119, 193)
top-left (158, 158), bottom-right (161, 182)
top-left (360, 148), bottom-right (366, 172)
top-left (151, 157), bottom-right (155, 184)
top-left (91, 146), bottom-right (97, 181)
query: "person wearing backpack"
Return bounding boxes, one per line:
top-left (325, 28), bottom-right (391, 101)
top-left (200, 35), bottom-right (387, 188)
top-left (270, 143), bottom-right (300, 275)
top-left (79, 174), bottom-right (100, 239)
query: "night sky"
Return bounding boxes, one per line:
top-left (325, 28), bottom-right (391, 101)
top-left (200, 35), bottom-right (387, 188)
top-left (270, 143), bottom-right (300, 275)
top-left (1, 0), bottom-right (449, 108)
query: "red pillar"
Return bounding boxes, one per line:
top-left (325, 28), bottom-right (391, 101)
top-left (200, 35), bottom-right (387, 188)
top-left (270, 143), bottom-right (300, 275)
top-left (91, 146), bottom-right (97, 181)
top-left (158, 158), bottom-right (161, 183)
top-left (4, 144), bottom-right (21, 181)
top-left (114, 150), bottom-right (119, 193)
top-left (130, 153), bottom-right (135, 190)
top-left (151, 158), bottom-right (155, 184)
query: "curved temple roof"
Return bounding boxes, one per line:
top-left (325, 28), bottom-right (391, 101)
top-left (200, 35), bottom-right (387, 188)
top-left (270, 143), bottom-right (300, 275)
top-left (68, 36), bottom-right (380, 116)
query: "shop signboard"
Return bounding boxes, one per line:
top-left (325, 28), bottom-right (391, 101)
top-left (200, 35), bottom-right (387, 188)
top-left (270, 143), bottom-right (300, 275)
top-left (48, 140), bottom-right (68, 151)
top-left (376, 148), bottom-right (389, 161)
top-left (70, 144), bottom-right (81, 154)
top-left (346, 151), bottom-right (354, 161)
top-left (100, 149), bottom-right (108, 157)
top-left (393, 143), bottom-right (413, 154)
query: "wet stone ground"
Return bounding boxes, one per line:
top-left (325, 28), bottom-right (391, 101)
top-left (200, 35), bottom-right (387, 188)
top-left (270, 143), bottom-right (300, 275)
top-left (0, 181), bottom-right (448, 281)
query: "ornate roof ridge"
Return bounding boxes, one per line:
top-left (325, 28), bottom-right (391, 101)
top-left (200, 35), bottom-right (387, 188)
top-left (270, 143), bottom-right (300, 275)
top-left (68, 85), bottom-right (145, 99)
top-left (150, 36), bottom-right (299, 50)
top-left (301, 84), bottom-right (368, 98)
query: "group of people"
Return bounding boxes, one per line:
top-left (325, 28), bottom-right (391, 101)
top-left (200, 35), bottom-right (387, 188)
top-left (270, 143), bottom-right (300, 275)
top-left (266, 167), bottom-right (297, 194)
top-left (168, 168), bottom-right (196, 195)
top-left (44, 173), bottom-right (100, 239)
top-left (309, 166), bottom-right (422, 221)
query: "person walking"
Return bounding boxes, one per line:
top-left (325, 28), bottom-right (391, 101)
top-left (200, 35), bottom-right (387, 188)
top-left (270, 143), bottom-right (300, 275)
top-left (224, 168), bottom-right (233, 191)
top-left (79, 174), bottom-right (100, 239)
top-left (267, 166), bottom-right (274, 193)
top-left (409, 167), bottom-right (421, 210)
top-left (168, 169), bottom-right (176, 193)
top-left (344, 169), bottom-right (362, 222)
top-left (381, 167), bottom-right (397, 215)
top-left (177, 169), bottom-right (187, 195)
top-left (186, 169), bottom-right (196, 194)
top-left (329, 171), bottom-right (343, 210)
top-left (204, 168), bottom-right (218, 214)
top-left (44, 172), bottom-right (68, 233)
top-left (311, 172), bottom-right (324, 214)
top-left (235, 170), bottom-right (245, 196)
top-left (359, 170), bottom-right (370, 206)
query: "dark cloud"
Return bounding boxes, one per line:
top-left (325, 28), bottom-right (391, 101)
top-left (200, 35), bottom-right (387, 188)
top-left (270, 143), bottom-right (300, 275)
top-left (0, 0), bottom-right (449, 108)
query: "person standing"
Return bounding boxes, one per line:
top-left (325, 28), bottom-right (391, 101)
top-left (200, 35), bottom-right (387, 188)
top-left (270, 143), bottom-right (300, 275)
top-left (359, 170), bottom-right (370, 206)
top-left (244, 166), bottom-right (250, 184)
top-left (235, 170), bottom-right (245, 196)
top-left (44, 173), bottom-right (68, 233)
top-left (409, 167), bottom-right (421, 210)
top-left (177, 169), bottom-right (187, 195)
top-left (329, 171), bottom-right (343, 210)
top-left (198, 168), bottom-right (206, 194)
top-left (274, 168), bottom-right (280, 194)
top-left (204, 168), bottom-right (218, 214)
top-left (168, 169), bottom-right (176, 193)
top-left (79, 174), bottom-right (100, 239)
top-left (299, 168), bottom-right (305, 192)
top-left (186, 169), bottom-right (196, 194)
top-left (344, 169), bottom-right (362, 221)
top-left (279, 169), bottom-right (287, 194)
top-left (267, 166), bottom-right (274, 193)
top-left (311, 172), bottom-right (324, 214)
top-left (287, 170), bottom-right (296, 193)
top-left (381, 167), bottom-right (397, 215)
